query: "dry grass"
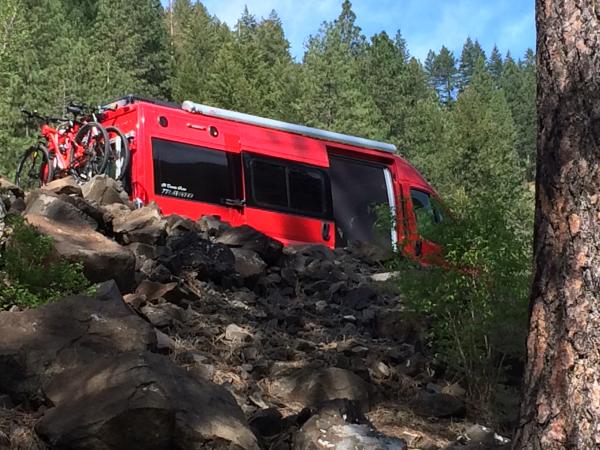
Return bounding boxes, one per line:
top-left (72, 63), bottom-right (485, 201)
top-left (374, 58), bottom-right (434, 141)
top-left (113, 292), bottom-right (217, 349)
top-left (0, 408), bottom-right (45, 450)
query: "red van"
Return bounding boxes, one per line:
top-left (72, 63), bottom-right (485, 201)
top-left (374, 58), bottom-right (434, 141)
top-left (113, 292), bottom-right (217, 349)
top-left (99, 96), bottom-right (443, 259)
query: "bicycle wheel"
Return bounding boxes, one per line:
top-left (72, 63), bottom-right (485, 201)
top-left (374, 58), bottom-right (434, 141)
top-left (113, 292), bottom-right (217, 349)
top-left (69, 122), bottom-right (110, 182)
top-left (104, 126), bottom-right (131, 181)
top-left (15, 145), bottom-right (54, 191)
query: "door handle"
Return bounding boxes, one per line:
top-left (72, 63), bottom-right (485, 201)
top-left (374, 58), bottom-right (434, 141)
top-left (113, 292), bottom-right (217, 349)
top-left (322, 222), bottom-right (331, 241)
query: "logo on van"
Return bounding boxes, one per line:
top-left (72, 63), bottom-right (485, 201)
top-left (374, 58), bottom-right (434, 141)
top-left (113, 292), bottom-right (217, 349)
top-left (160, 182), bottom-right (194, 199)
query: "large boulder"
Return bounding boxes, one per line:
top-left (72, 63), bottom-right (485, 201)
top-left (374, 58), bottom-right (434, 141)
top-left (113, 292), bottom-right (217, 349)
top-left (25, 213), bottom-right (135, 291)
top-left (41, 177), bottom-right (82, 196)
top-left (216, 225), bottom-right (283, 265)
top-left (36, 351), bottom-right (259, 450)
top-left (165, 231), bottom-right (236, 283)
top-left (25, 191), bottom-right (97, 229)
top-left (81, 174), bottom-right (129, 206)
top-left (112, 202), bottom-right (166, 245)
top-left (268, 367), bottom-right (371, 411)
top-left (0, 283), bottom-right (155, 404)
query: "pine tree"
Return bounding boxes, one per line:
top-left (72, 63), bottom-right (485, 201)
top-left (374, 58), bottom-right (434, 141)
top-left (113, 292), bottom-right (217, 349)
top-left (458, 37), bottom-right (486, 91)
top-left (425, 46), bottom-right (458, 104)
top-left (88, 0), bottom-right (172, 102)
top-left (487, 45), bottom-right (504, 84)
top-left (295, 0), bottom-right (387, 139)
top-left (170, 0), bottom-right (228, 104)
top-left (450, 57), bottom-right (523, 203)
top-left (501, 51), bottom-right (536, 180)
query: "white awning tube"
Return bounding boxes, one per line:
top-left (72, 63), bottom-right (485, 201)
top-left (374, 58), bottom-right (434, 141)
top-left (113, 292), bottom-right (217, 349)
top-left (181, 101), bottom-right (397, 154)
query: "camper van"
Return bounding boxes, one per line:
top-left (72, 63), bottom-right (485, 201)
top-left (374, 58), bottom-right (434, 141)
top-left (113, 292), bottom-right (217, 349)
top-left (99, 95), bottom-right (443, 259)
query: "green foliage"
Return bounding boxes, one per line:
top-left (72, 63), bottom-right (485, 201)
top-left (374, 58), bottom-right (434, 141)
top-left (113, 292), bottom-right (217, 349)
top-left (0, 215), bottom-right (91, 310)
top-left (395, 190), bottom-right (532, 411)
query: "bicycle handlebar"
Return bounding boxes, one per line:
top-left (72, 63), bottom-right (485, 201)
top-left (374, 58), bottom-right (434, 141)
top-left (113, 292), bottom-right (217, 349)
top-left (20, 109), bottom-right (66, 123)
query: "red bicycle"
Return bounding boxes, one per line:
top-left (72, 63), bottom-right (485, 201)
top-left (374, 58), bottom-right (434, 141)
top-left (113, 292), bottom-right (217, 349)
top-left (15, 107), bottom-right (110, 189)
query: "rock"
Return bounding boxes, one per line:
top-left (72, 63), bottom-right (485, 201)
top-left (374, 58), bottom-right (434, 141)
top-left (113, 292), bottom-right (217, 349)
top-left (410, 390), bottom-right (466, 418)
top-left (293, 400), bottom-right (407, 450)
top-left (24, 191), bottom-right (97, 229)
top-left (141, 303), bottom-right (184, 328)
top-left (196, 214), bottom-right (230, 236)
top-left (36, 351), bottom-right (259, 450)
top-left (25, 213), bottom-right (135, 291)
top-left (225, 324), bottom-right (253, 342)
top-left (81, 174), bottom-right (129, 205)
top-left (112, 202), bottom-right (166, 245)
top-left (269, 367), bottom-right (371, 410)
top-left (166, 231), bottom-right (236, 282)
top-left (216, 225), bottom-right (283, 265)
top-left (0, 288), bottom-right (155, 404)
top-left (231, 248), bottom-right (267, 278)
top-left (155, 329), bottom-right (177, 353)
top-left (370, 271), bottom-right (400, 282)
top-left (340, 285), bottom-right (377, 310)
top-left (101, 202), bottom-right (133, 225)
top-left (41, 177), bottom-right (82, 196)
top-left (249, 408), bottom-right (285, 440)
top-left (135, 280), bottom-right (178, 302)
top-left (0, 177), bottom-right (23, 197)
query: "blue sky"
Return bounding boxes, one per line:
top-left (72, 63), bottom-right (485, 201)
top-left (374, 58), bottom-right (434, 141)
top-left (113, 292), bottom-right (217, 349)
top-left (175, 0), bottom-right (535, 63)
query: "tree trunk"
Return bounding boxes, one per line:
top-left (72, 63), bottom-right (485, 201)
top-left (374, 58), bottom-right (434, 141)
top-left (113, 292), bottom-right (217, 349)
top-left (513, 1), bottom-right (600, 449)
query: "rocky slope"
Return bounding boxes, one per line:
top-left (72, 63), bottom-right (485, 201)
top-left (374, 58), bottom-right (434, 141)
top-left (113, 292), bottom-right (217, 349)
top-left (0, 176), bottom-right (511, 450)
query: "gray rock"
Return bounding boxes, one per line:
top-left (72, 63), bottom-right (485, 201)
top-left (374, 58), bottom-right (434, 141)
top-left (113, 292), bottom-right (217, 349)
top-left (155, 329), bottom-right (177, 353)
top-left (196, 214), bottom-right (231, 236)
top-left (216, 225), bottom-right (283, 265)
top-left (112, 202), bottom-right (166, 245)
top-left (25, 191), bottom-right (97, 229)
top-left (36, 351), bottom-right (259, 450)
top-left (81, 174), bottom-right (129, 206)
top-left (0, 289), bottom-right (155, 404)
top-left (232, 248), bottom-right (267, 278)
top-left (225, 324), bottom-right (253, 342)
top-left (269, 367), bottom-right (371, 411)
top-left (141, 303), bottom-right (184, 328)
top-left (41, 177), bottom-right (82, 196)
top-left (25, 213), bottom-right (135, 291)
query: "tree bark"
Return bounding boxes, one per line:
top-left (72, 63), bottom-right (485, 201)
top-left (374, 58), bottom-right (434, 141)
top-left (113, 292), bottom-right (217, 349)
top-left (513, 1), bottom-right (600, 449)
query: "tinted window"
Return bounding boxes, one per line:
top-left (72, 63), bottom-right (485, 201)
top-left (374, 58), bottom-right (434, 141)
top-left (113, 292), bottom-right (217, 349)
top-left (152, 138), bottom-right (234, 204)
top-left (246, 154), bottom-right (331, 219)
top-left (252, 160), bottom-right (287, 208)
top-left (410, 188), bottom-right (442, 234)
top-left (289, 167), bottom-right (326, 215)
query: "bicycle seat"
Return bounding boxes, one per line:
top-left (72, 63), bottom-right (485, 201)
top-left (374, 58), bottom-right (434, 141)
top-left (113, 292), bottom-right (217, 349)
top-left (67, 105), bottom-right (84, 115)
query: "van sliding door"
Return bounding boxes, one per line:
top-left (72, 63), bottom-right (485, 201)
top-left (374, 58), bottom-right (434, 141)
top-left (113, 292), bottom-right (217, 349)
top-left (329, 155), bottom-right (396, 248)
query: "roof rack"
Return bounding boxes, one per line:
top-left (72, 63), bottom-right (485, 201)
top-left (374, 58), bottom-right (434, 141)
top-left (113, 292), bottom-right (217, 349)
top-left (181, 101), bottom-right (397, 154)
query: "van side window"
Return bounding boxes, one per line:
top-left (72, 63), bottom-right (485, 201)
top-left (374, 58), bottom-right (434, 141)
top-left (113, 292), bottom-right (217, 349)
top-left (152, 138), bottom-right (236, 204)
top-left (245, 154), bottom-right (332, 219)
top-left (410, 188), bottom-right (443, 234)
